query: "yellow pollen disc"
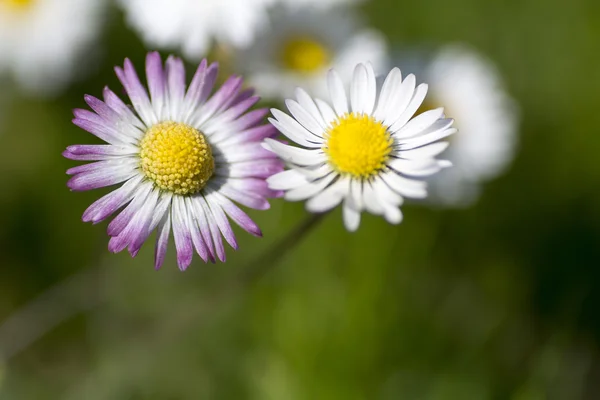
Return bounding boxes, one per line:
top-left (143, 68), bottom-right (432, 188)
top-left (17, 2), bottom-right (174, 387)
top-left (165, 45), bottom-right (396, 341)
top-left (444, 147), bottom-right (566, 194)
top-left (140, 121), bottom-right (214, 195)
top-left (281, 36), bottom-right (331, 73)
top-left (324, 113), bottom-right (393, 179)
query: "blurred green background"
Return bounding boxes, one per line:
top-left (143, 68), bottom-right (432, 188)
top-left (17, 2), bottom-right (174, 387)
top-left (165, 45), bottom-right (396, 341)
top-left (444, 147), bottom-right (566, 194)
top-left (2, 0), bottom-right (600, 398)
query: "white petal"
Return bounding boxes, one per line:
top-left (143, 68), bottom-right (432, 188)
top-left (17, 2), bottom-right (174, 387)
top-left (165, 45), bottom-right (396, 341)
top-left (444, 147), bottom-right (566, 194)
top-left (296, 163), bottom-right (334, 180)
top-left (374, 67), bottom-right (402, 121)
top-left (267, 169), bottom-right (311, 190)
top-left (362, 180), bottom-right (384, 215)
top-left (315, 98), bottom-right (337, 127)
top-left (343, 200), bottom-right (361, 232)
top-left (327, 69), bottom-right (348, 117)
top-left (397, 142), bottom-right (449, 160)
top-left (284, 173), bottom-right (336, 201)
top-left (372, 176), bottom-right (404, 206)
top-left (381, 171), bottom-right (428, 199)
top-left (388, 158), bottom-right (445, 177)
top-left (394, 108), bottom-right (445, 138)
top-left (398, 127), bottom-right (457, 151)
top-left (383, 205), bottom-right (403, 225)
top-left (364, 62), bottom-right (377, 115)
top-left (347, 178), bottom-right (364, 211)
top-left (285, 99), bottom-right (325, 137)
top-left (295, 88), bottom-right (327, 128)
top-left (269, 111), bottom-right (323, 148)
top-left (350, 63), bottom-right (369, 114)
top-left (383, 74), bottom-right (416, 127)
top-left (263, 139), bottom-right (327, 166)
top-left (389, 83), bottom-right (429, 132)
top-left (305, 176), bottom-right (350, 213)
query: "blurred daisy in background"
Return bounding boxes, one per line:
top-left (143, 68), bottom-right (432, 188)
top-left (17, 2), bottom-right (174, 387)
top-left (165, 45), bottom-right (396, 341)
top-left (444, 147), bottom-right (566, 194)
top-left (265, 63), bottom-right (455, 231)
top-left (275, 0), bottom-right (364, 9)
top-left (405, 45), bottom-right (519, 206)
top-left (119, 0), bottom-right (276, 60)
top-left (0, 0), bottom-right (104, 95)
top-left (64, 52), bottom-right (283, 270)
top-left (234, 5), bottom-right (388, 101)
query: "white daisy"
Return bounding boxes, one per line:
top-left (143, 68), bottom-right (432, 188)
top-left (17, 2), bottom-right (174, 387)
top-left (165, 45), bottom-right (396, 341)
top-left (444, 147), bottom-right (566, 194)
top-left (235, 5), bottom-right (388, 101)
top-left (265, 63), bottom-right (456, 231)
top-left (414, 45), bottom-right (519, 206)
top-left (118, 0), bottom-right (276, 59)
top-left (0, 0), bottom-right (104, 94)
top-left (64, 53), bottom-right (283, 270)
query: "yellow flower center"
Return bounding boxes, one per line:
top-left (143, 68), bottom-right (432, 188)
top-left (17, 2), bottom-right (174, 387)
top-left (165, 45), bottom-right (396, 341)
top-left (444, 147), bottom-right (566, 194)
top-left (140, 121), bottom-right (214, 195)
top-left (3, 0), bottom-right (34, 9)
top-left (281, 36), bottom-right (331, 73)
top-left (324, 113), bottom-right (393, 179)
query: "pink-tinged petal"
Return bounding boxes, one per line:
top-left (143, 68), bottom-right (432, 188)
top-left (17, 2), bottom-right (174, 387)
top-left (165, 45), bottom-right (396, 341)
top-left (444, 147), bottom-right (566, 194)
top-left (67, 159), bottom-right (137, 176)
top-left (115, 59), bottom-right (155, 126)
top-left (212, 192), bottom-right (262, 237)
top-left (106, 183), bottom-right (153, 236)
top-left (231, 108), bottom-right (269, 131)
top-left (108, 188), bottom-right (156, 255)
top-left (102, 87), bottom-right (145, 129)
top-left (128, 191), bottom-right (171, 257)
top-left (184, 197), bottom-right (210, 263)
top-left (166, 55), bottom-right (186, 119)
top-left (172, 197), bottom-right (194, 271)
top-left (193, 75), bottom-right (243, 126)
top-left (154, 212), bottom-right (171, 270)
top-left (84, 95), bottom-right (121, 124)
top-left (220, 177), bottom-right (281, 198)
top-left (205, 191), bottom-right (238, 250)
top-left (63, 145), bottom-right (137, 162)
top-left (127, 188), bottom-right (161, 256)
top-left (232, 88), bottom-right (255, 106)
top-left (145, 52), bottom-right (167, 120)
top-left (198, 196), bottom-right (226, 262)
top-left (190, 196), bottom-right (217, 263)
top-left (72, 114), bottom-right (123, 145)
top-left (218, 160), bottom-right (284, 179)
top-left (205, 96), bottom-right (260, 141)
top-left (183, 60), bottom-right (216, 120)
top-left (218, 185), bottom-right (269, 210)
top-left (82, 175), bottom-right (144, 224)
top-left (214, 142), bottom-right (277, 164)
top-left (218, 124), bottom-right (278, 147)
top-left (67, 167), bottom-right (137, 192)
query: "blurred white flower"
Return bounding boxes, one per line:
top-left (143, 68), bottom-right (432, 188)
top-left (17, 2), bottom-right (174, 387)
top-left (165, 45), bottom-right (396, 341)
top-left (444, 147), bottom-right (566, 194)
top-left (274, 0), bottom-right (364, 9)
top-left (411, 45), bottom-right (519, 206)
top-left (119, 0), bottom-right (276, 59)
top-left (235, 5), bottom-right (388, 101)
top-left (0, 0), bottom-right (104, 95)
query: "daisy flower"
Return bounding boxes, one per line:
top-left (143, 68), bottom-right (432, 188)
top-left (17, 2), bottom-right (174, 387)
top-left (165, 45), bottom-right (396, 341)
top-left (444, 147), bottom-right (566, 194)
top-left (0, 0), bottom-right (104, 94)
top-left (265, 63), bottom-right (456, 231)
top-left (234, 5), bottom-right (388, 100)
top-left (118, 0), bottom-right (276, 59)
top-left (411, 45), bottom-right (519, 206)
top-left (64, 53), bottom-right (283, 270)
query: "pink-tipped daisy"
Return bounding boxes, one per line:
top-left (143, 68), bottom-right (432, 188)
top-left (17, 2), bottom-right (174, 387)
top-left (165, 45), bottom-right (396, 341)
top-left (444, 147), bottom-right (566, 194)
top-left (64, 52), bottom-right (283, 270)
top-left (265, 62), bottom-right (456, 231)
